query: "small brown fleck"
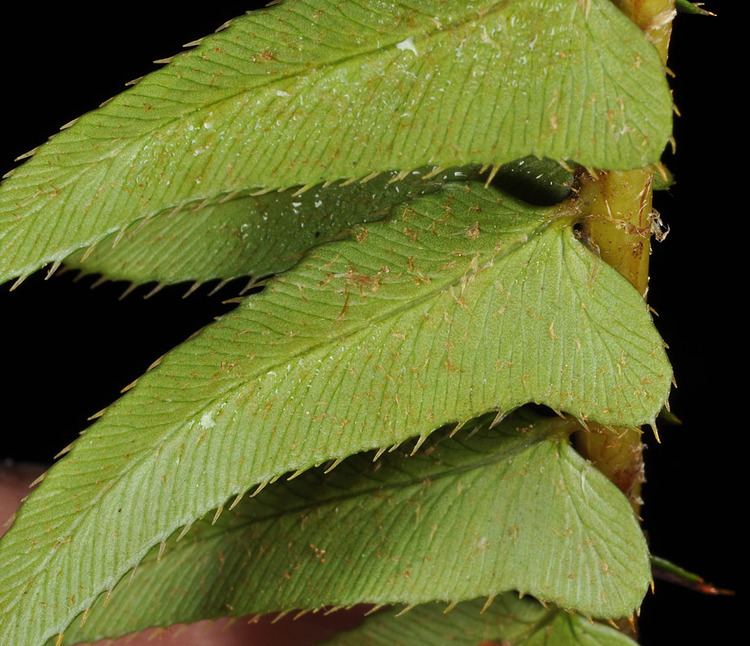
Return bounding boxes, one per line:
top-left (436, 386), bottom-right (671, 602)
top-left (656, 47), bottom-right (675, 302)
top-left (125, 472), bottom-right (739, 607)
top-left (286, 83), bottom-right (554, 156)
top-left (465, 222), bottom-right (481, 240)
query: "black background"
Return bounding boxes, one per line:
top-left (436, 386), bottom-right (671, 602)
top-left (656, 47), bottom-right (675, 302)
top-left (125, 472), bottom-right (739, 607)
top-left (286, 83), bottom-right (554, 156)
top-left (0, 2), bottom-right (742, 643)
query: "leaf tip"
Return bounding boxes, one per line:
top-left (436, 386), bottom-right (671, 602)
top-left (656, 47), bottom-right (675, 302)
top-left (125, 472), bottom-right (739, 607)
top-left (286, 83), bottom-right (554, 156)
top-left (28, 470), bottom-right (48, 489)
top-left (250, 480), bottom-right (270, 497)
top-left (53, 442), bottom-right (75, 461)
top-left (211, 505), bottom-right (224, 525)
top-left (119, 283), bottom-right (139, 301)
top-left (394, 604), bottom-right (416, 617)
top-left (364, 604), bottom-right (385, 617)
top-left (372, 446), bottom-right (387, 463)
top-left (648, 420), bottom-right (661, 443)
top-left (9, 274), bottom-right (30, 292)
top-left (409, 434), bottom-right (428, 456)
top-left (480, 595), bottom-right (496, 614)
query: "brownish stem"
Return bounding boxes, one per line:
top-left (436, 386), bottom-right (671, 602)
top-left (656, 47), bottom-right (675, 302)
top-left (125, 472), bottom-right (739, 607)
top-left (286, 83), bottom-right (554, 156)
top-left (612, 0), bottom-right (676, 60)
top-left (579, 169), bottom-right (653, 297)
top-left (575, 426), bottom-right (646, 510)
top-left (572, 4), bottom-right (674, 636)
top-left (575, 170), bottom-right (653, 510)
top-left (573, 0), bottom-right (674, 525)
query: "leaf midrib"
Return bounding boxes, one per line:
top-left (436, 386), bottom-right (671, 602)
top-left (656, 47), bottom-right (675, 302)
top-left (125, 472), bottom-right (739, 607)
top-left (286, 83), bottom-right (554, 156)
top-left (98, 1), bottom-right (516, 149)
top-left (2, 213), bottom-right (554, 614)
top-left (8, 1), bottom-right (513, 184)
top-left (1, 2), bottom-right (520, 276)
top-left (93, 215), bottom-right (550, 477)
top-left (133, 427), bottom-right (573, 565)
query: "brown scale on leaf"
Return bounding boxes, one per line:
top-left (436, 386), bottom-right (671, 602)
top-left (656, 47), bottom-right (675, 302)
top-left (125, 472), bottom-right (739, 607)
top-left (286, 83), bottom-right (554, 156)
top-left (465, 222), bottom-right (481, 240)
